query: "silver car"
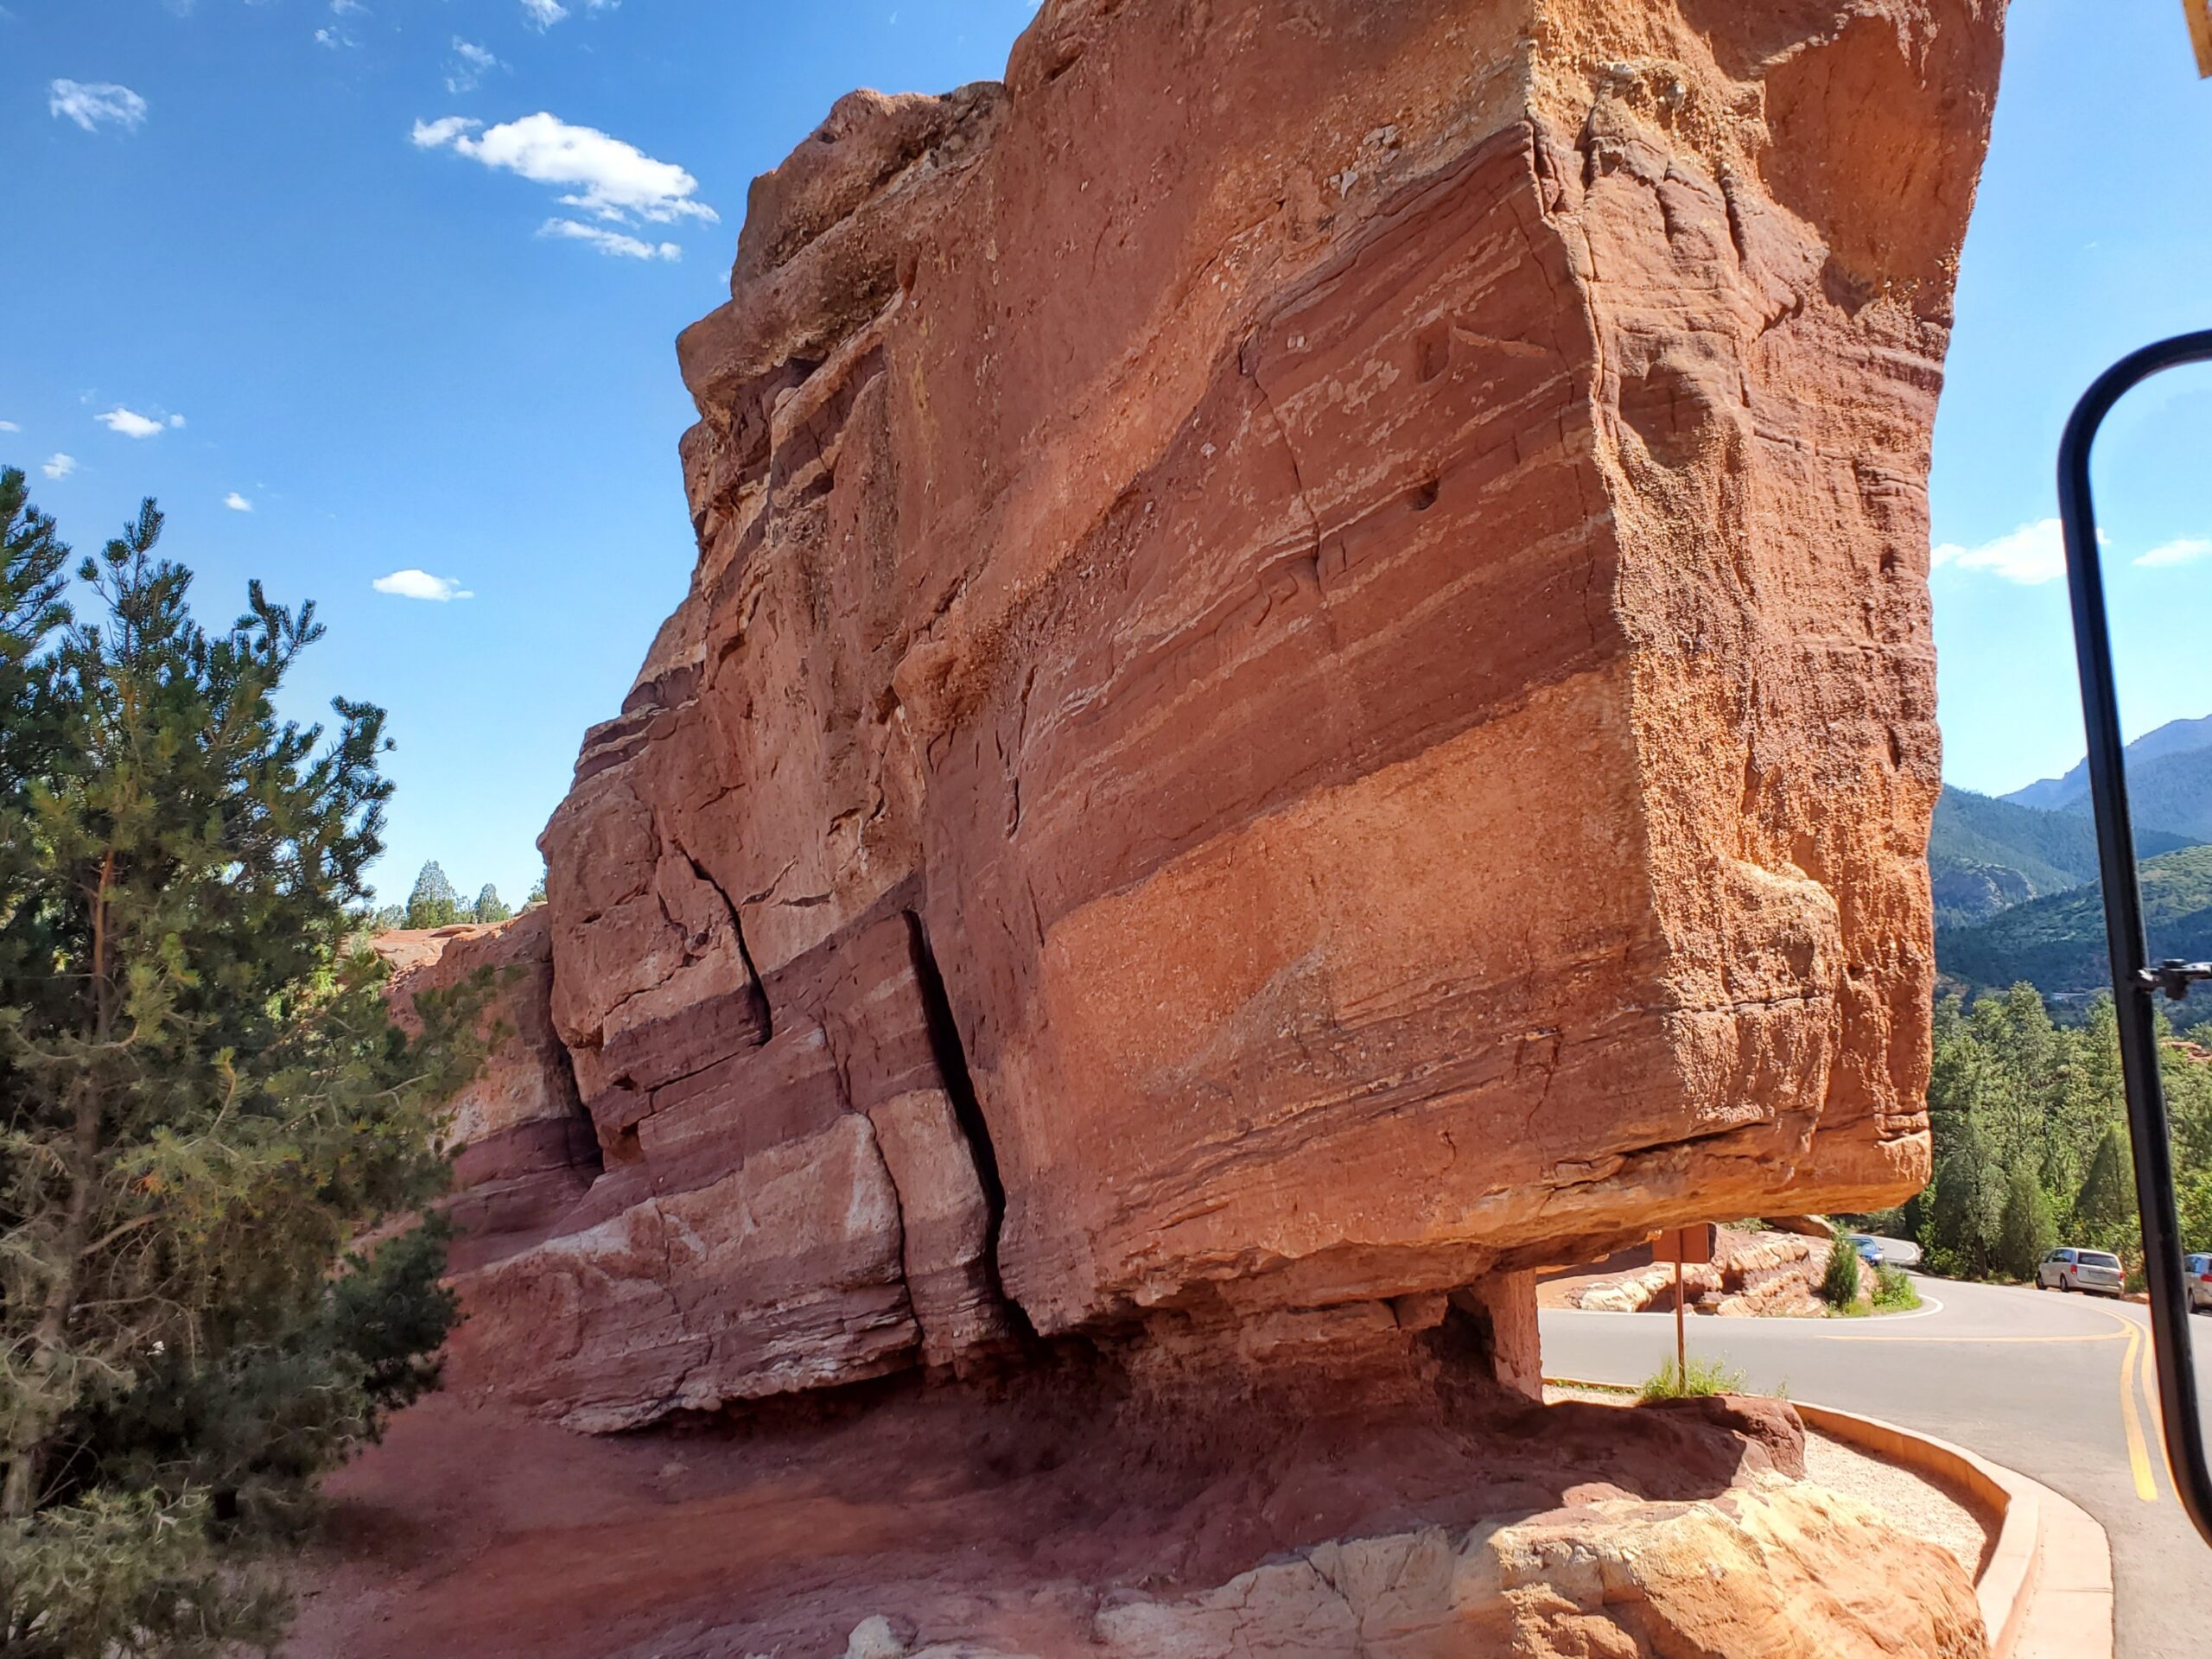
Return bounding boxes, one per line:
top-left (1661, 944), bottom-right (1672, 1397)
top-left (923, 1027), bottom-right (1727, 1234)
top-left (2037, 1246), bottom-right (2125, 1296)
top-left (2188, 1254), bottom-right (2212, 1314)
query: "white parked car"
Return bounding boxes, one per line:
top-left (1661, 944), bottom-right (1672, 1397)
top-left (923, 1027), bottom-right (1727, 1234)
top-left (2036, 1246), bottom-right (2125, 1296)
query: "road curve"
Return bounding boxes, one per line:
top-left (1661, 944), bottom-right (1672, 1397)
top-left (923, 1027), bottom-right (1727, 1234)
top-left (1539, 1277), bottom-right (2212, 1659)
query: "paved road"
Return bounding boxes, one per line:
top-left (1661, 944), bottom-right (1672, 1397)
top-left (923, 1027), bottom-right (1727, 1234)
top-left (1541, 1278), bottom-right (2212, 1659)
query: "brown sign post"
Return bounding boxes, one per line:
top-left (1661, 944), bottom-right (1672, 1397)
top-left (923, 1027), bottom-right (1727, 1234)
top-left (1650, 1224), bottom-right (1718, 1386)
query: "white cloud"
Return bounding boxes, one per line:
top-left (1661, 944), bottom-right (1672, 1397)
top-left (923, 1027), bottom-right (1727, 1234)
top-left (1930, 518), bottom-right (2070, 586)
top-left (224, 492), bottom-right (252, 512)
top-left (41, 454), bottom-right (75, 480)
top-left (48, 79), bottom-right (148, 133)
top-left (2136, 536), bottom-right (2212, 570)
top-left (411, 115), bottom-right (480, 149)
top-left (0, 420), bottom-right (19, 433)
top-left (519, 0), bottom-right (566, 27)
top-left (412, 111), bottom-right (716, 225)
top-left (538, 218), bottom-right (679, 260)
top-left (372, 569), bottom-right (474, 601)
top-left (446, 38), bottom-right (503, 93)
top-left (98, 406), bottom-right (168, 439)
top-left (330, 0), bottom-right (366, 11)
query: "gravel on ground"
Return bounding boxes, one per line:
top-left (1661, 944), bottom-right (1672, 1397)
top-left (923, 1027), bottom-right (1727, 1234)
top-left (1541, 1385), bottom-right (1993, 1580)
top-left (1802, 1427), bottom-right (1993, 1579)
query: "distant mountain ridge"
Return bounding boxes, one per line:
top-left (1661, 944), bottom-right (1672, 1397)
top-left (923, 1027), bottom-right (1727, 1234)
top-left (1928, 785), bottom-right (2196, 928)
top-left (1935, 713), bottom-right (2212, 997)
top-left (2004, 714), bottom-right (2212, 815)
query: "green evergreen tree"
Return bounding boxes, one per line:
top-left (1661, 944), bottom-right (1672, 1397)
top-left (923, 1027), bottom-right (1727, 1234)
top-left (404, 859), bottom-right (461, 929)
top-left (526, 869), bottom-right (547, 908)
top-left (1996, 1163), bottom-right (2056, 1280)
top-left (0, 477), bottom-right (483, 1656)
top-left (1926, 1101), bottom-right (2005, 1277)
top-left (1820, 1228), bottom-right (1861, 1308)
top-left (2179, 1169), bottom-right (2212, 1255)
top-left (471, 882), bottom-right (510, 925)
top-left (2076, 1121), bottom-right (2140, 1251)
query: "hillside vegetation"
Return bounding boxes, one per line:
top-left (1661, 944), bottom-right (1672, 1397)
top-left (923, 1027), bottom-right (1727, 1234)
top-left (1929, 785), bottom-right (2195, 928)
top-left (1936, 715), bottom-right (2212, 995)
top-left (1938, 843), bottom-right (2212, 997)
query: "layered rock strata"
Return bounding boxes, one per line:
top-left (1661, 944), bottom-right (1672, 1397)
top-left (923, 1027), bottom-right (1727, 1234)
top-left (440, 0), bottom-right (2006, 1427)
top-left (1559, 1226), bottom-right (1839, 1317)
top-left (376, 915), bottom-right (601, 1274)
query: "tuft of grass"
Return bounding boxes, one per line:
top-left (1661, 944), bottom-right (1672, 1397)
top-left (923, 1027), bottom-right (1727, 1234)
top-left (1637, 1355), bottom-right (1747, 1401)
top-left (1872, 1262), bottom-right (1921, 1312)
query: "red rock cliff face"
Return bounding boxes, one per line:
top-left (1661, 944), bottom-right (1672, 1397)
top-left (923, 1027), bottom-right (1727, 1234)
top-left (451, 0), bottom-right (2005, 1429)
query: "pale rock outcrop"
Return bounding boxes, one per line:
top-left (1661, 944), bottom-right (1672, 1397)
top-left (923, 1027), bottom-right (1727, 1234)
top-left (894, 1475), bottom-right (1985, 1658)
top-left (1569, 1228), bottom-right (1839, 1317)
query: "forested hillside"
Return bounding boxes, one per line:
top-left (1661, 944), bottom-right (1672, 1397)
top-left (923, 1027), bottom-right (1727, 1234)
top-left (1937, 843), bottom-right (2212, 998)
top-left (1929, 785), bottom-right (2195, 928)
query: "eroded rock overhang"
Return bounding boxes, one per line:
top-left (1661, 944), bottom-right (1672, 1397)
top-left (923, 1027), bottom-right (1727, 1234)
top-left (419, 0), bottom-right (2007, 1429)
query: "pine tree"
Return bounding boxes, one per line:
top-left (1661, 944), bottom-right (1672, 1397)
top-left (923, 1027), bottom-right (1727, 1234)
top-left (471, 883), bottom-right (510, 925)
top-left (2076, 1122), bottom-right (2139, 1251)
top-left (526, 868), bottom-right (548, 908)
top-left (0, 477), bottom-right (484, 1656)
top-left (1996, 1164), bottom-right (2056, 1280)
top-left (1926, 1101), bottom-right (2005, 1278)
top-left (404, 859), bottom-right (461, 929)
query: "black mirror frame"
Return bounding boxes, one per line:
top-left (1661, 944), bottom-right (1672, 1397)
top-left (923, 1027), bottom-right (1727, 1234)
top-left (2058, 327), bottom-right (2212, 1548)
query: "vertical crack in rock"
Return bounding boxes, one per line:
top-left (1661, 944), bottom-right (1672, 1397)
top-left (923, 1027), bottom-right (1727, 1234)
top-left (551, 1032), bottom-right (607, 1180)
top-left (902, 909), bottom-right (1034, 1340)
top-left (676, 841), bottom-right (774, 1041)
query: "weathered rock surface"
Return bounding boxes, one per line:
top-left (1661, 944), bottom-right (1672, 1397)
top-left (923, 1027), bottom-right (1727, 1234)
top-left (918, 1475), bottom-right (1985, 1658)
top-left (442, 0), bottom-right (2007, 1427)
top-left (289, 1370), bottom-right (1989, 1659)
top-left (375, 913), bottom-right (600, 1273)
top-left (1558, 1224), bottom-right (1840, 1316)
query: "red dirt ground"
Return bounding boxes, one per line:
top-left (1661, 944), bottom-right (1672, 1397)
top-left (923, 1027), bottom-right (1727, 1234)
top-left (287, 1329), bottom-right (1802, 1659)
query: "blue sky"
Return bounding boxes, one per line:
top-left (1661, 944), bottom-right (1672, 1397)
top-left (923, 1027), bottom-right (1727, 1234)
top-left (3, 0), bottom-right (2209, 907)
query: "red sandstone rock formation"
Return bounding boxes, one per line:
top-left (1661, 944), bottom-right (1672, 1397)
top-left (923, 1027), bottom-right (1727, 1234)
top-left (431, 0), bottom-right (2007, 1429)
top-left (376, 913), bottom-right (599, 1274)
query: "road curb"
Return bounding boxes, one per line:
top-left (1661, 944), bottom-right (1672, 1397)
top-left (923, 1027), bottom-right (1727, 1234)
top-left (1789, 1404), bottom-right (2113, 1659)
top-left (1541, 1383), bottom-right (2113, 1658)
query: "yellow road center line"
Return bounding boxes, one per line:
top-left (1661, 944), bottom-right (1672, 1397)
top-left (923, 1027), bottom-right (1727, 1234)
top-left (2136, 1324), bottom-right (2181, 1492)
top-left (2120, 1321), bottom-right (2161, 1503)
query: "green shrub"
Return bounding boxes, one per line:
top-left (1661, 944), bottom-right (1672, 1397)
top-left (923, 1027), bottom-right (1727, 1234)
top-left (1872, 1263), bottom-right (1921, 1312)
top-left (1821, 1233), bottom-right (1863, 1309)
top-left (1637, 1355), bottom-right (1747, 1402)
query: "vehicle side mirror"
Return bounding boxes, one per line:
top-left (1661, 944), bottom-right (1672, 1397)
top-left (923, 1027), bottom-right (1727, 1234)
top-left (2060, 329), bottom-right (2212, 1548)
